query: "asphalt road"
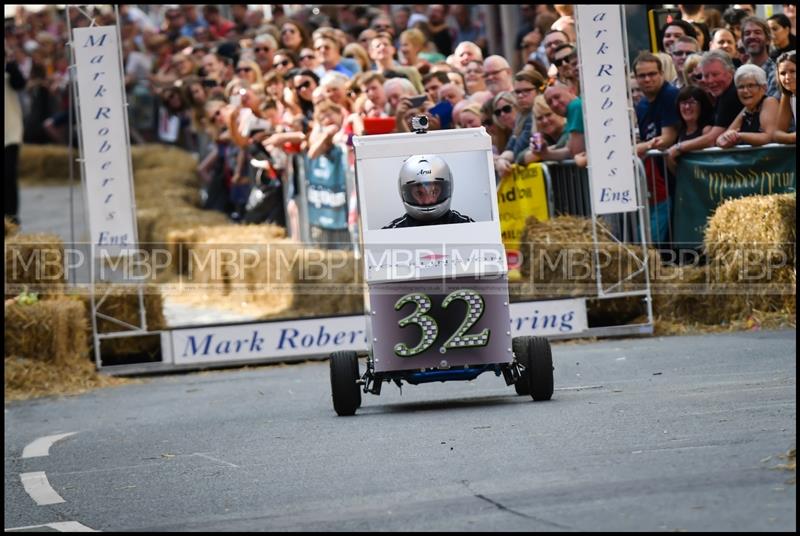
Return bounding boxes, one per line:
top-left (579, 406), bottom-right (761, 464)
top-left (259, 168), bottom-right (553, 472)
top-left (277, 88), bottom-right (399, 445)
top-left (4, 330), bottom-right (796, 532)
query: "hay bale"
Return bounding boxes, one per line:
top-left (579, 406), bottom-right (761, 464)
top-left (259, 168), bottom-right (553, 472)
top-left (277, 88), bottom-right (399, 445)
top-left (82, 283), bottom-right (166, 333)
top-left (252, 244), bottom-right (364, 320)
top-left (518, 215), bottom-right (655, 299)
top-left (19, 145), bottom-right (80, 184)
top-left (131, 144), bottom-right (197, 174)
top-left (78, 284), bottom-right (166, 357)
top-left (663, 193), bottom-right (798, 324)
top-left (134, 167), bottom-right (200, 192)
top-left (5, 217), bottom-right (19, 237)
top-left (183, 224), bottom-right (289, 289)
top-left (4, 353), bottom-right (132, 401)
top-left (150, 207), bottom-right (231, 246)
top-left (4, 297), bottom-right (88, 363)
top-left (704, 193), bottom-right (796, 269)
top-left (136, 207), bottom-right (161, 246)
top-left (4, 233), bottom-right (66, 298)
top-left (134, 180), bottom-right (201, 210)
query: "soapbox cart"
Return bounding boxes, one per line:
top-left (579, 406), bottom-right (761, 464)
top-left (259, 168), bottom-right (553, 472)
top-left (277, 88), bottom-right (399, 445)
top-left (329, 126), bottom-right (553, 416)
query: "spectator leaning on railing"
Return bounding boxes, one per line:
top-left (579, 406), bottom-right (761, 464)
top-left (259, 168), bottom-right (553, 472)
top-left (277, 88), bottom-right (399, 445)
top-left (667, 85), bottom-right (714, 173)
top-left (633, 51), bottom-right (679, 244)
top-left (530, 82), bottom-right (585, 163)
top-left (667, 50), bottom-right (743, 158)
top-left (717, 64), bottom-right (780, 148)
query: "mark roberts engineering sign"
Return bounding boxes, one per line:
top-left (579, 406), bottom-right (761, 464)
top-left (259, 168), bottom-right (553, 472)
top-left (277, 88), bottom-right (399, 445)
top-left (167, 299), bottom-right (587, 366)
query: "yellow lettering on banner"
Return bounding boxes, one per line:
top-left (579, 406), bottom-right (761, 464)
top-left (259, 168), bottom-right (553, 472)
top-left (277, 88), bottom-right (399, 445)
top-left (498, 163), bottom-right (549, 277)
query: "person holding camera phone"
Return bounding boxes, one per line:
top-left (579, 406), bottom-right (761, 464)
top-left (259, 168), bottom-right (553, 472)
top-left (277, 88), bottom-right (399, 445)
top-left (383, 154), bottom-right (474, 228)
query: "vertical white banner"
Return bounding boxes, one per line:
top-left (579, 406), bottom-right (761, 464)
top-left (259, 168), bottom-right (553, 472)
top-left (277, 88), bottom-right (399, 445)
top-left (73, 26), bottom-right (138, 257)
top-left (575, 6), bottom-right (638, 215)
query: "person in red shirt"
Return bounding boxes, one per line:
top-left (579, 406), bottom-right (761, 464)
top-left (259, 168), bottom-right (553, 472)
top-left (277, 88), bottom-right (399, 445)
top-left (202, 6), bottom-right (235, 41)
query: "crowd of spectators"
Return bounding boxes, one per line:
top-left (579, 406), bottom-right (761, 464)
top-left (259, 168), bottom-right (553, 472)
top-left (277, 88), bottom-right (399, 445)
top-left (4, 4), bottom-right (796, 245)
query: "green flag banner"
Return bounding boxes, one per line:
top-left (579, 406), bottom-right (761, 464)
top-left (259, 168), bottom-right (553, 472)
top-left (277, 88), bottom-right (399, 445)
top-left (673, 145), bottom-right (796, 246)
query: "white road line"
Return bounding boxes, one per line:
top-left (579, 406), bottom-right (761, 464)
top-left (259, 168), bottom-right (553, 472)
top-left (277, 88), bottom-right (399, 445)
top-left (5, 521), bottom-right (99, 532)
top-left (22, 432), bottom-right (78, 458)
top-left (20, 471), bottom-right (65, 505)
top-left (191, 452), bottom-right (240, 468)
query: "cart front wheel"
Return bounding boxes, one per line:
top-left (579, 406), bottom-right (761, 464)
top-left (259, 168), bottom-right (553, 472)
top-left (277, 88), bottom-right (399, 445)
top-left (513, 336), bottom-right (554, 401)
top-left (330, 351), bottom-right (361, 416)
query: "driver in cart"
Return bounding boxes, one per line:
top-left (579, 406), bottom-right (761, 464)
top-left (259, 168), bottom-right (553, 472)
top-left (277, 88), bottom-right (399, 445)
top-left (382, 154), bottom-right (475, 228)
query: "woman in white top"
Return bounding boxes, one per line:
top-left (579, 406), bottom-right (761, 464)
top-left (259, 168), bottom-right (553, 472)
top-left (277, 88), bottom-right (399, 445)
top-left (774, 51), bottom-right (796, 145)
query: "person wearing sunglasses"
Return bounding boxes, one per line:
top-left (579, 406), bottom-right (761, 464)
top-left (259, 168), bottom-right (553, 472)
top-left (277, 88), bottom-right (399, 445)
top-left (495, 70), bottom-right (544, 176)
top-left (272, 48), bottom-right (298, 76)
top-left (670, 36), bottom-right (701, 88)
top-left (281, 69), bottom-right (316, 128)
top-left (252, 33), bottom-right (277, 74)
top-left (280, 20), bottom-right (311, 55)
top-left (489, 91), bottom-right (517, 171)
top-left (682, 53), bottom-right (705, 91)
top-left (296, 47), bottom-right (324, 78)
top-left (233, 59), bottom-right (263, 88)
top-left (551, 44), bottom-right (580, 96)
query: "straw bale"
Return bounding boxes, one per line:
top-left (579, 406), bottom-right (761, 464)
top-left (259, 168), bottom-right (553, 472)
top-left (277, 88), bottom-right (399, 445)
top-left (704, 193), bottom-right (796, 269)
top-left (4, 298), bottom-right (88, 363)
top-left (518, 216), bottom-right (655, 299)
top-left (4, 233), bottom-right (66, 298)
top-left (652, 263), bottom-right (795, 324)
top-left (184, 225), bottom-right (290, 291)
top-left (4, 353), bottom-right (133, 401)
top-left (134, 181), bottom-right (201, 209)
top-left (136, 207), bottom-right (161, 246)
top-left (150, 207), bottom-right (231, 246)
top-left (5, 217), bottom-right (19, 237)
top-left (83, 283), bottom-right (166, 333)
top-left (131, 144), bottom-right (197, 174)
top-left (19, 144), bottom-right (80, 184)
top-left (253, 245), bottom-right (364, 320)
top-left (78, 284), bottom-right (166, 357)
top-left (134, 167), bottom-right (200, 192)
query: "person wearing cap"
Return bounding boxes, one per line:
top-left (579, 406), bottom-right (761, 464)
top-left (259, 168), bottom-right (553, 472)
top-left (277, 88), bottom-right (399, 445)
top-left (383, 155), bottom-right (474, 228)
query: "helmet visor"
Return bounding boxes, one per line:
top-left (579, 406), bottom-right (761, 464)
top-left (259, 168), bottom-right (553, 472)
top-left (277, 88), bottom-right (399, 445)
top-left (400, 180), bottom-right (451, 208)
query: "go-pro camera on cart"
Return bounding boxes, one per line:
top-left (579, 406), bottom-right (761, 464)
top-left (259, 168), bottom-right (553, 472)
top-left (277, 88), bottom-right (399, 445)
top-left (329, 120), bottom-right (554, 416)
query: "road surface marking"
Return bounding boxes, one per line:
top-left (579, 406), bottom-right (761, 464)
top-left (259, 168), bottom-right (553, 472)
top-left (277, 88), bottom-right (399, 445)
top-left (5, 521), bottom-right (98, 531)
top-left (20, 471), bottom-right (65, 505)
top-left (192, 452), bottom-right (239, 467)
top-left (22, 432), bottom-right (78, 458)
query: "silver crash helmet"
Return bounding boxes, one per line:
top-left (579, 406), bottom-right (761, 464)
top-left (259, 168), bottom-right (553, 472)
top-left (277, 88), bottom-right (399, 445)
top-left (397, 154), bottom-right (453, 221)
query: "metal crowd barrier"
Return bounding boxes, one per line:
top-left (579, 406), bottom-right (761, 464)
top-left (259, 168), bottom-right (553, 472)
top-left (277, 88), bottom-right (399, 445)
top-left (541, 159), bottom-right (648, 244)
top-left (640, 143), bottom-right (796, 250)
top-left (283, 143), bottom-right (357, 250)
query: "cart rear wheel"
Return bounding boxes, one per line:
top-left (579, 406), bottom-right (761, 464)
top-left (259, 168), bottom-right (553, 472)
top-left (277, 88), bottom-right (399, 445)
top-left (513, 336), bottom-right (554, 401)
top-left (330, 351), bottom-right (361, 416)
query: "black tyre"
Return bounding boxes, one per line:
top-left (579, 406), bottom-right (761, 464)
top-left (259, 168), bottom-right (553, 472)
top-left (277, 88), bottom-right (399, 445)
top-left (330, 351), bottom-right (361, 416)
top-left (512, 338), bottom-right (531, 395)
top-left (527, 336), bottom-right (554, 400)
top-left (513, 336), bottom-right (554, 401)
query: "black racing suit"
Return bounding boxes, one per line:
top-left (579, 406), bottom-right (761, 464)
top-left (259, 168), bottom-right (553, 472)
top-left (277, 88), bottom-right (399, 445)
top-left (382, 210), bottom-right (474, 229)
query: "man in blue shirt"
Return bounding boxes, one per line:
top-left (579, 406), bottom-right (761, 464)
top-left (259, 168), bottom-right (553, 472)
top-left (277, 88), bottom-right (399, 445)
top-left (633, 51), bottom-right (679, 245)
